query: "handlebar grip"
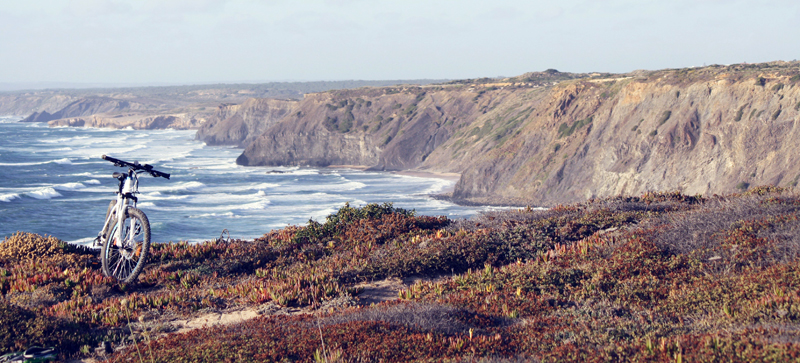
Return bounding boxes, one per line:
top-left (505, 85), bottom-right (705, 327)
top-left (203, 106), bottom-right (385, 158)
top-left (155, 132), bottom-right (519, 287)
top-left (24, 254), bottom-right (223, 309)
top-left (152, 170), bottom-right (170, 179)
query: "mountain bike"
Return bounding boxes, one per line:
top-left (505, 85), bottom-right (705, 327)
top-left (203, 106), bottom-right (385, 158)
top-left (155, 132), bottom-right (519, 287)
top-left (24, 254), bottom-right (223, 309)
top-left (93, 155), bottom-right (170, 283)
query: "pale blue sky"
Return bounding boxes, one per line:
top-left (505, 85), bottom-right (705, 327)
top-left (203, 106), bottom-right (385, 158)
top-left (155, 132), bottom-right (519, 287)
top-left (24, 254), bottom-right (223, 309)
top-left (1, 0), bottom-right (798, 85)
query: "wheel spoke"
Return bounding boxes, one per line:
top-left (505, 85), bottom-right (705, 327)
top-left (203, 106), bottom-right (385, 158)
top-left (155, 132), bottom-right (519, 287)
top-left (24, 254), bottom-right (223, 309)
top-left (101, 207), bottom-right (149, 283)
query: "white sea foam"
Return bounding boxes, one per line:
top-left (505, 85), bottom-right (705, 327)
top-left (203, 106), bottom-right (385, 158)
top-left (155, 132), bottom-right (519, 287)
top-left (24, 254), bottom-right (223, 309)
top-left (186, 192), bottom-right (270, 205)
top-left (39, 136), bottom-right (91, 144)
top-left (139, 200), bottom-right (270, 213)
top-left (136, 201), bottom-right (155, 208)
top-left (189, 211), bottom-right (236, 219)
top-left (26, 187), bottom-right (62, 200)
top-left (84, 179), bottom-right (101, 185)
top-left (145, 181), bottom-right (206, 193)
top-left (0, 158), bottom-right (73, 166)
top-left (53, 182), bottom-right (85, 191)
top-left (136, 191), bottom-right (188, 201)
top-left (277, 180), bottom-right (366, 193)
top-left (67, 237), bottom-right (97, 248)
top-left (419, 179), bottom-right (455, 195)
top-left (0, 116), bottom-right (22, 123)
top-left (201, 182), bottom-right (281, 193)
top-left (0, 193), bottom-right (20, 202)
top-left (267, 192), bottom-right (339, 202)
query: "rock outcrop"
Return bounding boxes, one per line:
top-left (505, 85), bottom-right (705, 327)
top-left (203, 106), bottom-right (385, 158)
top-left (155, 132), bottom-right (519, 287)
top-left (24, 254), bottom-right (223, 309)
top-left (20, 97), bottom-right (148, 123)
top-left (236, 62), bottom-right (800, 205)
top-left (195, 98), bottom-right (298, 147)
top-left (48, 113), bottom-right (204, 130)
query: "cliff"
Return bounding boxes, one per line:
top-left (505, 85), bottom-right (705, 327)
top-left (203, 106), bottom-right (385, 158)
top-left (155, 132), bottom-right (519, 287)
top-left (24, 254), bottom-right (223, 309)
top-left (237, 61), bottom-right (800, 205)
top-left (20, 96), bottom-right (150, 123)
top-left (236, 87), bottom-right (484, 168)
top-left (195, 98), bottom-right (298, 147)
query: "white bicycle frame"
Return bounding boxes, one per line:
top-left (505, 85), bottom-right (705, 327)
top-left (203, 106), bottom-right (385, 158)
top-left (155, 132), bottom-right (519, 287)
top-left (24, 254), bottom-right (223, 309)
top-left (99, 172), bottom-right (139, 247)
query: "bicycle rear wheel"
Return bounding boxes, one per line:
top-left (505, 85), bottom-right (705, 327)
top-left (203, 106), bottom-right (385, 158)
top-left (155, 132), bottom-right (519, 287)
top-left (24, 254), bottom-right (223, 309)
top-left (101, 207), bottom-right (150, 283)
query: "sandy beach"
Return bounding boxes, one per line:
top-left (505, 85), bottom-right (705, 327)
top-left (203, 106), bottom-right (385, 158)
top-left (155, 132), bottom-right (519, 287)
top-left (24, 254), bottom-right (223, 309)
top-left (327, 165), bottom-right (460, 193)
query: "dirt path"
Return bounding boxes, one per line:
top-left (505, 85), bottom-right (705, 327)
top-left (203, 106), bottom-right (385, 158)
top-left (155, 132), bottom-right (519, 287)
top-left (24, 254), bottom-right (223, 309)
top-left (73, 277), bottom-right (421, 362)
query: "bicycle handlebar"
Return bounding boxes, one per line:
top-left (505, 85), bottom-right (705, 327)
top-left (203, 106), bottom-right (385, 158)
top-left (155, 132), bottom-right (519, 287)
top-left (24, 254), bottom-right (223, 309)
top-left (102, 155), bottom-right (170, 179)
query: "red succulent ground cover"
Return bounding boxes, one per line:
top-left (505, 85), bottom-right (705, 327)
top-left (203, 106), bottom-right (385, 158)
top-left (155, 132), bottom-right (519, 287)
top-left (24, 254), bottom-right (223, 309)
top-left (2, 189), bottom-right (800, 361)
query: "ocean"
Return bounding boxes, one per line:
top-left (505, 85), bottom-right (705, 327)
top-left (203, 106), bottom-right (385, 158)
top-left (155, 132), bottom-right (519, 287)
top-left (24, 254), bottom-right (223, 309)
top-left (0, 116), bottom-right (497, 246)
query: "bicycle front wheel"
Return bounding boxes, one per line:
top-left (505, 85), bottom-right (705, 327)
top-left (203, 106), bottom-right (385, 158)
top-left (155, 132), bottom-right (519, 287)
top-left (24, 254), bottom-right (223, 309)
top-left (101, 207), bottom-right (150, 284)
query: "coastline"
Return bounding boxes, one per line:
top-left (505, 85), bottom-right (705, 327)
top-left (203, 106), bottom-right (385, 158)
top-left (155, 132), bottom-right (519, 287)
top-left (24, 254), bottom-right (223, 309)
top-left (327, 165), bottom-right (461, 194)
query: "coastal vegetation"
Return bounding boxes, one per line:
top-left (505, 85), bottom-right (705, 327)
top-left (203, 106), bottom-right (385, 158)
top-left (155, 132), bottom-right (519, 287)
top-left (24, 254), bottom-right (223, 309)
top-left (2, 187), bottom-right (800, 361)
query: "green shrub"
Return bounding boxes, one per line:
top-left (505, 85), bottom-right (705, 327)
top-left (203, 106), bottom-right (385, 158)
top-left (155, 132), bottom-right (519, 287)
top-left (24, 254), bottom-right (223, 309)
top-left (772, 109), bottom-right (782, 121)
top-left (734, 105), bottom-right (746, 122)
top-left (292, 202), bottom-right (415, 245)
top-left (736, 181), bottom-right (750, 191)
top-left (772, 83), bottom-right (785, 92)
top-left (649, 130), bottom-right (657, 137)
top-left (557, 116), bottom-right (593, 138)
top-left (657, 110), bottom-right (672, 126)
top-left (755, 77), bottom-right (766, 86)
top-left (403, 104), bottom-right (417, 116)
top-left (553, 143), bottom-right (561, 153)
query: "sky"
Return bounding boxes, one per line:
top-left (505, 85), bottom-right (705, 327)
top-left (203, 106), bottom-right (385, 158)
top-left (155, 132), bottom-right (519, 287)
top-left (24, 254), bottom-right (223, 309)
top-left (1, 0), bottom-right (798, 86)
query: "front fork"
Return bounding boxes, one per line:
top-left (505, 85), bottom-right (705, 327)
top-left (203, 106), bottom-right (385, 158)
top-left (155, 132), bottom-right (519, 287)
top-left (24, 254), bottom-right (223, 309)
top-left (94, 194), bottom-right (128, 248)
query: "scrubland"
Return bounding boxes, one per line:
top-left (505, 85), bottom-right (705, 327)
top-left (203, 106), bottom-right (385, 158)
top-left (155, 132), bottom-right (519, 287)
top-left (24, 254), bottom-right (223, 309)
top-left (2, 187), bottom-right (800, 361)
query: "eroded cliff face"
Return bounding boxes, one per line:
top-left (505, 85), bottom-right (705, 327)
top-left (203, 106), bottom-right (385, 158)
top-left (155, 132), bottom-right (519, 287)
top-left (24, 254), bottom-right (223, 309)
top-left (195, 98), bottom-right (298, 147)
top-left (444, 64), bottom-right (800, 205)
top-left (237, 62), bottom-right (800, 205)
top-left (236, 86), bottom-right (484, 168)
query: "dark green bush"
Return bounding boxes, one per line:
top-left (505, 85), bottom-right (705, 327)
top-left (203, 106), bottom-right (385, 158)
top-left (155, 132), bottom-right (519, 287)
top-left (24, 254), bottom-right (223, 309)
top-left (736, 181), bottom-right (750, 191)
top-left (734, 105), bottom-right (746, 122)
top-left (772, 109), bottom-right (782, 121)
top-left (657, 110), bottom-right (672, 126)
top-left (557, 116), bottom-right (593, 138)
top-left (293, 202), bottom-right (415, 244)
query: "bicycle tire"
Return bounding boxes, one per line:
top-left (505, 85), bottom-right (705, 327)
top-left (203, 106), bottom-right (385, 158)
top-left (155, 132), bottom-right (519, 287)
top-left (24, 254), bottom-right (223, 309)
top-left (100, 200), bottom-right (117, 242)
top-left (101, 207), bottom-right (150, 283)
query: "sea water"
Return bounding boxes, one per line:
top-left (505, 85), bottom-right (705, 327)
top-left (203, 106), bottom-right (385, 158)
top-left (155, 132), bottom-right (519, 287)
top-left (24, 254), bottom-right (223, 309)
top-left (0, 116), bottom-right (497, 246)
